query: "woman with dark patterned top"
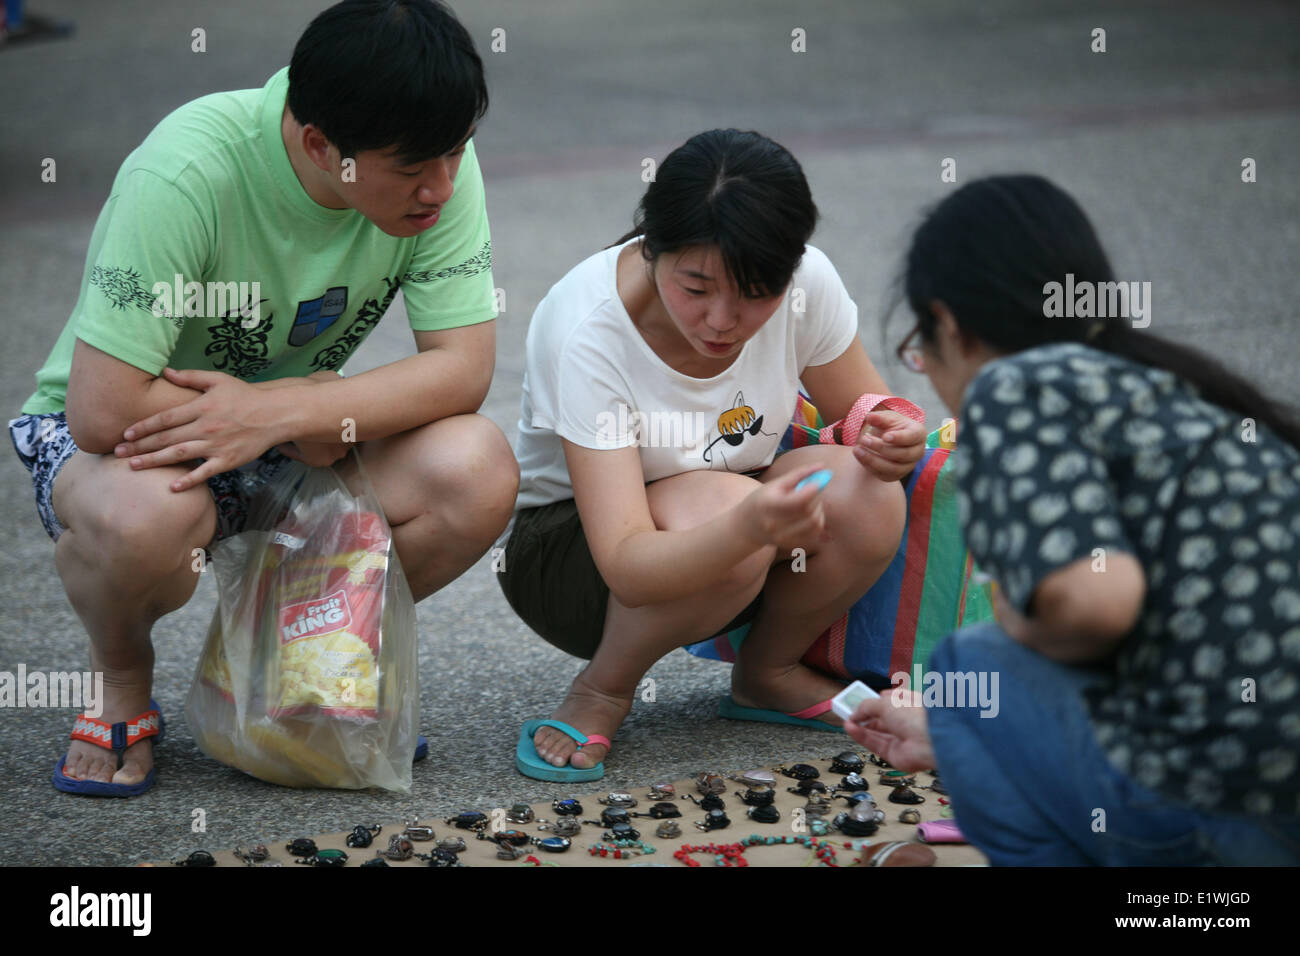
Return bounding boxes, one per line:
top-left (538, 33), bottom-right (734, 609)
top-left (846, 174), bottom-right (1300, 865)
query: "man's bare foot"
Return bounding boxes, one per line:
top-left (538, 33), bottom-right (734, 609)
top-left (57, 687), bottom-right (156, 787)
top-left (533, 669), bottom-right (633, 770)
top-left (730, 658), bottom-right (846, 726)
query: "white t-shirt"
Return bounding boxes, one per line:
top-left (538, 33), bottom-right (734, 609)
top-left (513, 239), bottom-right (859, 511)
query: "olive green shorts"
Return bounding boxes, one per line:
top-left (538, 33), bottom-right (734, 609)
top-left (497, 497), bottom-right (762, 660)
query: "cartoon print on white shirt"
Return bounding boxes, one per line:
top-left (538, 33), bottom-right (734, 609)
top-left (701, 390), bottom-right (777, 469)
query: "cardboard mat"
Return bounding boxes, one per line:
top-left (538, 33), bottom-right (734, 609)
top-left (164, 753), bottom-right (989, 867)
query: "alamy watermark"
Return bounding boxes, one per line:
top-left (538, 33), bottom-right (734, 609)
top-left (151, 274), bottom-right (262, 328)
top-left (889, 665), bottom-right (1000, 718)
top-left (1043, 273), bottom-right (1151, 328)
top-left (594, 403), bottom-right (711, 450)
top-left (0, 665), bottom-right (103, 716)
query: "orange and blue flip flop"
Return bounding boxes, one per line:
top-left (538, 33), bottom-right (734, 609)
top-left (516, 718), bottom-right (611, 782)
top-left (53, 698), bottom-right (165, 796)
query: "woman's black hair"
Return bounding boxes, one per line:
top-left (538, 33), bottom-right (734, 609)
top-left (894, 174), bottom-right (1300, 448)
top-left (612, 129), bottom-right (819, 298)
top-left (288, 0), bottom-right (487, 164)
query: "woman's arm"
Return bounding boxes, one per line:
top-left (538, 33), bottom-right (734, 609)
top-left (565, 439), bottom-right (824, 609)
top-left (801, 339), bottom-right (927, 481)
top-left (994, 553), bottom-right (1145, 663)
top-left (799, 337), bottom-right (890, 425)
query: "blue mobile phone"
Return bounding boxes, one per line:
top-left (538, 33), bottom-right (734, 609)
top-left (795, 469), bottom-right (833, 493)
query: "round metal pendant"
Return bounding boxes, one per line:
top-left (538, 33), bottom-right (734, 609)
top-left (550, 817), bottom-right (582, 837)
top-left (599, 791), bottom-right (638, 808)
top-left (747, 804), bottom-right (781, 824)
top-left (234, 845), bottom-right (269, 864)
top-left (698, 792), bottom-right (725, 811)
top-left (696, 772), bottom-right (727, 795)
top-left (494, 829), bottom-right (532, 846)
top-left (696, 809), bottom-right (730, 831)
top-left (405, 818), bottom-right (435, 841)
top-left (600, 807), bottom-right (630, 828)
top-left (879, 769), bottom-right (916, 787)
top-left (552, 798), bottom-right (583, 816)
top-left (834, 811), bottom-right (879, 837)
top-left (839, 772), bottom-right (869, 792)
top-left (655, 820), bottom-right (682, 839)
top-left (506, 803), bottom-right (536, 824)
top-left (285, 839), bottom-right (318, 857)
top-left (447, 811), bottom-right (487, 831)
top-left (788, 778), bottom-right (828, 796)
top-left (830, 751), bottom-right (866, 775)
top-left (740, 786), bottom-right (775, 807)
top-left (648, 782), bottom-right (676, 800)
top-left (346, 825), bottom-right (381, 848)
top-left (538, 836), bottom-right (571, 853)
top-left (382, 835), bottom-right (414, 861)
top-left (738, 769), bottom-right (777, 788)
top-left (605, 823), bottom-right (641, 841)
top-left (648, 801), bottom-right (681, 819)
top-left (780, 763), bottom-right (820, 781)
top-left (424, 848), bottom-right (462, 867)
top-left (889, 787), bottom-right (925, 805)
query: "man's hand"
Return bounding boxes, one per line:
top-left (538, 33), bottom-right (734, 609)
top-left (114, 367), bottom-right (291, 491)
top-left (853, 410), bottom-right (927, 482)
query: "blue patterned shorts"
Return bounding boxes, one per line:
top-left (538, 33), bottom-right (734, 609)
top-left (7, 411), bottom-right (296, 547)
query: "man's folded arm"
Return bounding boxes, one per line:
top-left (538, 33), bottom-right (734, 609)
top-left (275, 319), bottom-right (496, 444)
top-left (65, 338), bottom-right (204, 455)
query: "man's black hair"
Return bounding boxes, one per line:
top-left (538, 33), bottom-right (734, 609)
top-left (288, 0), bottom-right (488, 164)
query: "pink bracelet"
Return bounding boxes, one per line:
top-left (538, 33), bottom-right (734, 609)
top-left (818, 392), bottom-right (925, 446)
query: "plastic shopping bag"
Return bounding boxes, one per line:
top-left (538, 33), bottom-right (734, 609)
top-left (186, 448), bottom-right (419, 791)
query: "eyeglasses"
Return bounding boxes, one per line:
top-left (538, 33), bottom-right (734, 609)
top-left (895, 325), bottom-right (925, 373)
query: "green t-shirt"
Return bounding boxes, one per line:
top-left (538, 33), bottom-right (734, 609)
top-left (21, 67), bottom-right (495, 414)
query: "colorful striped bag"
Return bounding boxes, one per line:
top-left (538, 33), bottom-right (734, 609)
top-left (684, 393), bottom-right (995, 686)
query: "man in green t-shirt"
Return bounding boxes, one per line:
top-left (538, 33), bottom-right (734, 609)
top-left (7, 0), bottom-right (518, 795)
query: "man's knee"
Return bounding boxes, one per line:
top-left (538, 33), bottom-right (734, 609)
top-left (55, 453), bottom-right (216, 562)
top-left (425, 414), bottom-right (519, 526)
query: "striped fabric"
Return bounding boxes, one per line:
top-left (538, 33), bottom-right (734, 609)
top-left (685, 393), bottom-right (995, 684)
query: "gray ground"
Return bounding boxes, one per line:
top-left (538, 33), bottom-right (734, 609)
top-left (0, 0), bottom-right (1296, 866)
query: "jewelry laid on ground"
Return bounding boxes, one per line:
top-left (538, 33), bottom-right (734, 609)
top-left (346, 824), bottom-right (382, 848)
top-left (179, 750), bottom-right (973, 867)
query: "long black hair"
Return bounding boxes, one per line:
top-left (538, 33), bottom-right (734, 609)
top-left (612, 129), bottom-right (818, 298)
top-left (288, 0), bottom-right (488, 164)
top-left (896, 174), bottom-right (1300, 448)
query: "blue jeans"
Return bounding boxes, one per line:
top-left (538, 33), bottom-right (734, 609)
top-left (925, 622), bottom-right (1300, 866)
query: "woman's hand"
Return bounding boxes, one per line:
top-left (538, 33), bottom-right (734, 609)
top-left (114, 367), bottom-right (290, 491)
top-left (853, 410), bottom-right (927, 482)
top-left (843, 690), bottom-right (936, 772)
top-left (740, 464), bottom-right (829, 550)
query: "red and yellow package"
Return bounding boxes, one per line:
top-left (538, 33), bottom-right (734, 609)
top-left (187, 452), bottom-right (420, 792)
top-left (264, 510), bottom-right (390, 719)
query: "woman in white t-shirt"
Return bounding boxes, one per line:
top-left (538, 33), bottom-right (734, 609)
top-left (500, 129), bottom-right (928, 781)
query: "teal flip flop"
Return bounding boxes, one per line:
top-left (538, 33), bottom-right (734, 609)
top-left (717, 695), bottom-right (847, 733)
top-left (516, 718), bottom-right (610, 782)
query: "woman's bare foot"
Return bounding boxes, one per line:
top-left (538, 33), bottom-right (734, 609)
top-left (533, 668), bottom-right (634, 769)
top-left (57, 686), bottom-right (155, 786)
top-left (730, 657), bottom-right (847, 726)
